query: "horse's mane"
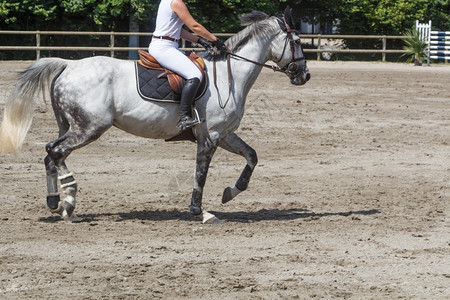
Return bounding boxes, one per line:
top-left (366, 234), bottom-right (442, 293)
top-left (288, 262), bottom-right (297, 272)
top-left (208, 11), bottom-right (279, 60)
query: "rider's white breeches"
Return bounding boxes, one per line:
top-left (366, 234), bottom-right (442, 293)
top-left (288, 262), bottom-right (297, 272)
top-left (148, 39), bottom-right (202, 80)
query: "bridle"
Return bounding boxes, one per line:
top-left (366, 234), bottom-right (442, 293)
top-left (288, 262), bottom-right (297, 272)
top-left (213, 16), bottom-right (306, 108)
top-left (274, 19), bottom-right (307, 79)
top-left (224, 19), bottom-right (306, 77)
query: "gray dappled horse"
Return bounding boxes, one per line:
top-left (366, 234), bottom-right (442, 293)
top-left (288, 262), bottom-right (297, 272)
top-left (0, 9), bottom-right (310, 223)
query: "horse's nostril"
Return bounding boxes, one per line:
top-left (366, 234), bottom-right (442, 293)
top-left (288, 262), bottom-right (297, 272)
top-left (288, 63), bottom-right (298, 72)
top-left (306, 73), bottom-right (311, 81)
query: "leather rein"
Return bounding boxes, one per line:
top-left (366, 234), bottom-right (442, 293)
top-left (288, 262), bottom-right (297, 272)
top-left (227, 28), bottom-right (306, 75)
top-left (213, 19), bottom-right (306, 109)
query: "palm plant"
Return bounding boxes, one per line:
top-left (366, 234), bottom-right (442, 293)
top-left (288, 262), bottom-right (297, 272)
top-left (402, 28), bottom-right (428, 66)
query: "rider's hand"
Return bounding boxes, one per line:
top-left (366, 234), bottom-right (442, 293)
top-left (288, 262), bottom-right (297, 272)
top-left (209, 38), bottom-right (227, 60)
top-left (212, 39), bottom-right (227, 53)
top-left (197, 37), bottom-right (212, 49)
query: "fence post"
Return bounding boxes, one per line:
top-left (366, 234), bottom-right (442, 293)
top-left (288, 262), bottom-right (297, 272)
top-left (110, 32), bottom-right (115, 57)
top-left (427, 20), bottom-right (431, 66)
top-left (317, 34), bottom-right (321, 61)
top-left (416, 20), bottom-right (432, 65)
top-left (382, 35), bottom-right (386, 62)
top-left (36, 31), bottom-right (40, 60)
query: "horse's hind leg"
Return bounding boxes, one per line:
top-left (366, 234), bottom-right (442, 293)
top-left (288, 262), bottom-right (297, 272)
top-left (219, 133), bottom-right (258, 204)
top-left (44, 101), bottom-right (70, 217)
top-left (44, 68), bottom-right (113, 220)
top-left (45, 125), bottom-right (110, 220)
top-left (44, 153), bottom-right (76, 218)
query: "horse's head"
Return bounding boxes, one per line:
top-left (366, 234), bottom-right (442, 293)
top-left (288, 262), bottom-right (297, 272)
top-left (270, 7), bottom-right (310, 86)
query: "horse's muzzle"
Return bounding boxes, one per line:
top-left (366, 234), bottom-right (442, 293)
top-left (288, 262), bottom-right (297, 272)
top-left (290, 70), bottom-right (310, 86)
top-left (287, 62), bottom-right (310, 86)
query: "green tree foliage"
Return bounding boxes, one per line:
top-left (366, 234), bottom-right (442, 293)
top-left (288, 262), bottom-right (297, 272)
top-left (333, 0), bottom-right (428, 53)
top-left (424, 0), bottom-right (450, 30)
top-left (1, 0), bottom-right (447, 33)
top-left (283, 0), bottom-right (341, 29)
top-left (0, 0), bottom-right (157, 59)
top-left (0, 0), bottom-right (448, 60)
top-left (0, 0), bottom-right (157, 31)
top-left (338, 0), bottom-right (428, 35)
top-left (183, 0), bottom-right (279, 32)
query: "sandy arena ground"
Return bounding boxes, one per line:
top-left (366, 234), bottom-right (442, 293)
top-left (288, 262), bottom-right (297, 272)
top-left (0, 60), bottom-right (449, 299)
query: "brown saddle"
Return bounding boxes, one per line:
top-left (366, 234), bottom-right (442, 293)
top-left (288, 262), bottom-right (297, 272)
top-left (137, 50), bottom-right (206, 95)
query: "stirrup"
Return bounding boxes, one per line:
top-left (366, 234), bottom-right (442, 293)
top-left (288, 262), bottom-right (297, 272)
top-left (177, 108), bottom-right (204, 131)
top-left (192, 108), bottom-right (204, 125)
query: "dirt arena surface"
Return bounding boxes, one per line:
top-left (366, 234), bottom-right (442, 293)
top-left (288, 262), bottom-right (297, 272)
top-left (0, 60), bottom-right (449, 299)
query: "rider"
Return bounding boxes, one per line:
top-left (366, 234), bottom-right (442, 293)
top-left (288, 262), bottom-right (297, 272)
top-left (149, 0), bottom-right (226, 131)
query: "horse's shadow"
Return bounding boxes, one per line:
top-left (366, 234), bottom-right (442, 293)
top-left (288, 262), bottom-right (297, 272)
top-left (39, 208), bottom-right (381, 223)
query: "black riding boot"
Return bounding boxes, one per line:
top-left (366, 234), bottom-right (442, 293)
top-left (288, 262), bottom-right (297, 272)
top-left (177, 78), bottom-right (201, 131)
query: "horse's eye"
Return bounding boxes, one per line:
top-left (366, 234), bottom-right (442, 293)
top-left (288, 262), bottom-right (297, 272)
top-left (294, 39), bottom-right (301, 45)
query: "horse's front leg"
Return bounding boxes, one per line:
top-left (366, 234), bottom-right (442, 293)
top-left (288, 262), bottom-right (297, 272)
top-left (219, 133), bottom-right (258, 204)
top-left (190, 133), bottom-right (220, 224)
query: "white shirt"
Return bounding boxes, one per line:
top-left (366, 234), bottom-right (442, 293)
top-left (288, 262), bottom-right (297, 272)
top-left (153, 0), bottom-right (184, 40)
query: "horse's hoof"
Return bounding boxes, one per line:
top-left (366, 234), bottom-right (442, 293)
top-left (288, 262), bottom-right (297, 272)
top-left (222, 186), bottom-right (241, 204)
top-left (202, 211), bottom-right (222, 225)
top-left (62, 212), bottom-right (78, 222)
top-left (222, 187), bottom-right (233, 204)
top-left (54, 199), bottom-right (76, 222)
top-left (47, 194), bottom-right (61, 210)
top-left (50, 200), bottom-right (77, 222)
top-left (189, 205), bottom-right (203, 216)
top-left (49, 201), bottom-right (64, 215)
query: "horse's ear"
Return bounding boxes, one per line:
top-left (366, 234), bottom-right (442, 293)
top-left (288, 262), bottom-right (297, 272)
top-left (284, 6), bottom-right (291, 19)
top-left (284, 5), bottom-right (296, 30)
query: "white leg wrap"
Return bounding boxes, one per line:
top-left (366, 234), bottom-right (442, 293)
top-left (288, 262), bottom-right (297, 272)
top-left (58, 172), bottom-right (74, 181)
top-left (61, 192), bottom-right (77, 222)
top-left (61, 180), bottom-right (77, 189)
top-left (58, 172), bottom-right (77, 189)
top-left (63, 194), bottom-right (76, 207)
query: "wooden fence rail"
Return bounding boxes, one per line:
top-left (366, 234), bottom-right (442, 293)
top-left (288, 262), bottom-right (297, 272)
top-left (0, 30), bottom-right (407, 61)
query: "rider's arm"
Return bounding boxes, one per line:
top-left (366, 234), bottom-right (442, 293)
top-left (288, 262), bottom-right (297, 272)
top-left (180, 29), bottom-right (200, 43)
top-left (171, 0), bottom-right (217, 42)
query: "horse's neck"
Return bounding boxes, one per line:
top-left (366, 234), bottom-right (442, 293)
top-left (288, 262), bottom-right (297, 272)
top-left (230, 34), bottom-right (276, 98)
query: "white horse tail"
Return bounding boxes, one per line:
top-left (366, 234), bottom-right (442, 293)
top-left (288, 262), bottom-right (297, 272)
top-left (0, 58), bottom-right (68, 154)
